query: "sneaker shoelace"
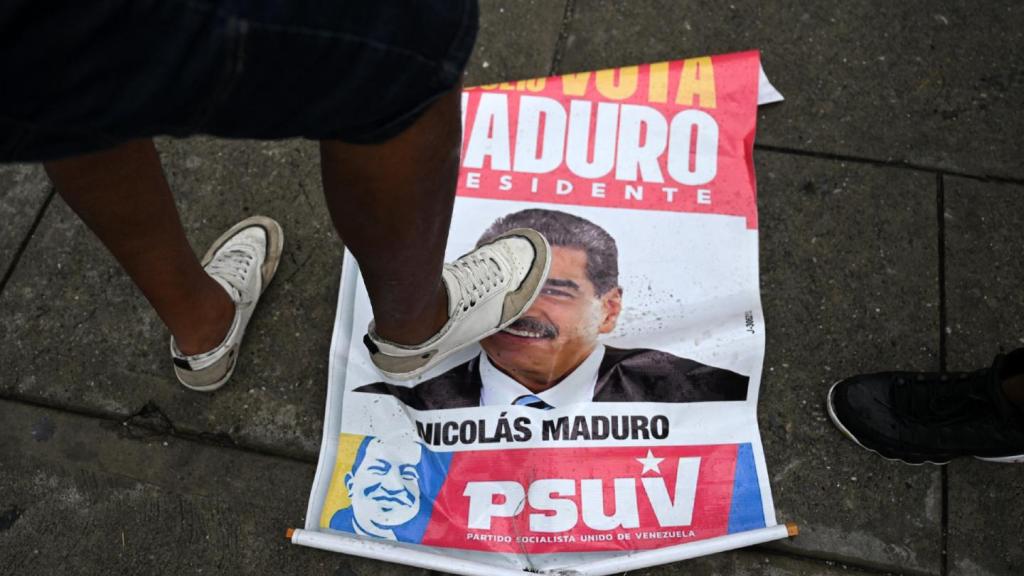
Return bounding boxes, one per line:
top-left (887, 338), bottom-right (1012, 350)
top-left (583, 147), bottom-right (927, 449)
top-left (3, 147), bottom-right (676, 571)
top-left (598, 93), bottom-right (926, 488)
top-left (207, 244), bottom-right (258, 290)
top-left (447, 252), bottom-right (506, 313)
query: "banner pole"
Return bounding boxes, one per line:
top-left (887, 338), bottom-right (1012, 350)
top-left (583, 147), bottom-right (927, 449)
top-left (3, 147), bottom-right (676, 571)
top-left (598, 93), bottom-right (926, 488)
top-left (289, 529), bottom-right (531, 576)
top-left (550, 523), bottom-right (797, 576)
top-left (291, 524), bottom-right (795, 576)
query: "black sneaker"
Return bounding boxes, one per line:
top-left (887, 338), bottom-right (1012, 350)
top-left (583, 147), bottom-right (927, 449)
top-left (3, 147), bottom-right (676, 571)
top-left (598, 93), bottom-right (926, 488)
top-left (826, 348), bottom-right (1024, 464)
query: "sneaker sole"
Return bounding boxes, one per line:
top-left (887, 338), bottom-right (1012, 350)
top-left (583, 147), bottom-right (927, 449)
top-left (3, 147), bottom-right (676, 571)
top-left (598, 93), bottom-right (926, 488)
top-left (372, 228), bottom-right (552, 381)
top-left (177, 216), bottom-right (284, 392)
top-left (826, 380), bottom-right (1024, 465)
top-left (497, 228), bottom-right (552, 325)
top-left (976, 453), bottom-right (1024, 463)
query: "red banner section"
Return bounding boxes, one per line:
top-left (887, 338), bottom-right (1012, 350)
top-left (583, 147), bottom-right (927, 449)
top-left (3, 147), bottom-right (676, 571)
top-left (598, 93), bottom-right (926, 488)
top-left (421, 444), bottom-right (740, 553)
top-left (458, 51), bottom-right (761, 228)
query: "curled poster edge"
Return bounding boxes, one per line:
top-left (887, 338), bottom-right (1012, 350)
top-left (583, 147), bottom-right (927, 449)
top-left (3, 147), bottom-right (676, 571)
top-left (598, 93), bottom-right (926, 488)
top-left (758, 64), bottom-right (784, 105)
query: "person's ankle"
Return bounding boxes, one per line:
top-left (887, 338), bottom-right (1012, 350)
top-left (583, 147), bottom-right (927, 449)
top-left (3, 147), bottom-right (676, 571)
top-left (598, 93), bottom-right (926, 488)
top-left (373, 285), bottom-right (448, 346)
top-left (173, 285), bottom-right (236, 356)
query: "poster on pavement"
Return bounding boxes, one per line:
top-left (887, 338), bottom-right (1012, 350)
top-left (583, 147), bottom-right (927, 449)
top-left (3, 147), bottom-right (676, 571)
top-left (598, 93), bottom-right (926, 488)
top-left (294, 50), bottom-right (792, 575)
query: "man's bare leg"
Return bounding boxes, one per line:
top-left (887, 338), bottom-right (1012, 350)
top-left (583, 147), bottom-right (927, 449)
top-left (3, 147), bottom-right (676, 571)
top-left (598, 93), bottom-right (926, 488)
top-left (44, 139), bottom-right (234, 355)
top-left (46, 82), bottom-right (462, 356)
top-left (320, 88), bottom-right (462, 346)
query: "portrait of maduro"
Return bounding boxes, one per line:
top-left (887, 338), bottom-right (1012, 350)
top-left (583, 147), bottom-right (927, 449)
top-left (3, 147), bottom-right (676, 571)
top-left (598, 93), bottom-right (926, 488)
top-left (325, 435), bottom-right (451, 542)
top-left (355, 208), bottom-right (749, 410)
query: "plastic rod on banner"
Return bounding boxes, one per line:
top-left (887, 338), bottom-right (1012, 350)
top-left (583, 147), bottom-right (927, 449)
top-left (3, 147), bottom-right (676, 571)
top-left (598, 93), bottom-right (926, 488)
top-left (553, 524), bottom-right (797, 576)
top-left (288, 529), bottom-right (531, 576)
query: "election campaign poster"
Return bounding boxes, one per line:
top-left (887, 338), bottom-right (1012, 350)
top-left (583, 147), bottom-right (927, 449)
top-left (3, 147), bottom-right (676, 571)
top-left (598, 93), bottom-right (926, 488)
top-left (293, 51), bottom-right (792, 575)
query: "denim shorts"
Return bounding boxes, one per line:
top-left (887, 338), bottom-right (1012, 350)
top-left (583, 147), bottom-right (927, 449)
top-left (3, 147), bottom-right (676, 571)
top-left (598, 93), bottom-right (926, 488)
top-left (0, 0), bottom-right (478, 162)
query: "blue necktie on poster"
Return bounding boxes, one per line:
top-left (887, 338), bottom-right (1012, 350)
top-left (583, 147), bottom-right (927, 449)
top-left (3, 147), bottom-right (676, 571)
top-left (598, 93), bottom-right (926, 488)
top-left (513, 395), bottom-right (555, 410)
top-left (291, 51), bottom-right (795, 575)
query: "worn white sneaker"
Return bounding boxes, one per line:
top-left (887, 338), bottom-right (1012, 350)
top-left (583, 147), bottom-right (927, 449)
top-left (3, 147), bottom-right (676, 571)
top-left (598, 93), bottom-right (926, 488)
top-left (170, 216), bottom-right (284, 392)
top-left (364, 228), bottom-right (550, 380)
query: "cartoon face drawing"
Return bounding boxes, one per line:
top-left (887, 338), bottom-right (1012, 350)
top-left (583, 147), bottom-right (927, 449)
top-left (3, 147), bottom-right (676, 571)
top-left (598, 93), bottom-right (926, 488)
top-left (344, 438), bottom-right (423, 538)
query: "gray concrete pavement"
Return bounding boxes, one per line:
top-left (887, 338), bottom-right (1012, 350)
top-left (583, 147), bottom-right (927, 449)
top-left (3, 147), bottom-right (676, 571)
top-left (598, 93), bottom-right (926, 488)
top-left (945, 178), bottom-right (1024, 576)
top-left (757, 152), bottom-right (942, 572)
top-left (159, 139), bottom-right (338, 455)
top-left (0, 139), bottom-right (334, 458)
top-left (0, 165), bottom-right (50, 283)
top-left (2, 1), bottom-right (1023, 575)
top-left (0, 399), bottom-right (420, 576)
top-left (560, 1), bottom-right (1024, 179)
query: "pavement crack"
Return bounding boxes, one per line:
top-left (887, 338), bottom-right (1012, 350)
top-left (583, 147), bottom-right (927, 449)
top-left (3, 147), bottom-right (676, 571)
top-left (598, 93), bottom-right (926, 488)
top-left (71, 308), bottom-right (98, 335)
top-left (282, 251), bottom-right (313, 284)
top-left (120, 401), bottom-right (176, 440)
top-left (29, 345), bottom-right (53, 366)
top-left (28, 305), bottom-right (50, 322)
top-left (195, 430), bottom-right (238, 448)
top-left (297, 180), bottom-right (314, 210)
top-left (115, 400), bottom-right (241, 450)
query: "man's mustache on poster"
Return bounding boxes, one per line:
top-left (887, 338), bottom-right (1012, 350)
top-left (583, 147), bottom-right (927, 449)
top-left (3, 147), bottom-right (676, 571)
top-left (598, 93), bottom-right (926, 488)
top-left (364, 482), bottom-right (415, 508)
top-left (504, 316), bottom-right (558, 339)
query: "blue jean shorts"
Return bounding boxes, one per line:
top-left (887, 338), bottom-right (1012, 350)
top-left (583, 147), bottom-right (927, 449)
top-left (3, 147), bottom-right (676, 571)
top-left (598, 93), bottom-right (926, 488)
top-left (0, 0), bottom-right (478, 161)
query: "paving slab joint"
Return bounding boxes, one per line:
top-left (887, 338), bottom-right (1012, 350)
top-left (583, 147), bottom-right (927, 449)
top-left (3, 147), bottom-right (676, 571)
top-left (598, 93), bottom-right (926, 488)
top-left (0, 186), bottom-right (55, 295)
top-left (547, 0), bottom-right (576, 76)
top-left (936, 173), bottom-right (949, 576)
top-left (1, 396), bottom-right (328, 491)
top-left (755, 144), bottom-right (1024, 186)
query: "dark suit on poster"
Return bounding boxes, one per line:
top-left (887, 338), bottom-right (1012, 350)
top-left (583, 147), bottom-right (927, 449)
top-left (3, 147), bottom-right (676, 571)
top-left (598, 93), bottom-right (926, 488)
top-left (354, 346), bottom-right (748, 410)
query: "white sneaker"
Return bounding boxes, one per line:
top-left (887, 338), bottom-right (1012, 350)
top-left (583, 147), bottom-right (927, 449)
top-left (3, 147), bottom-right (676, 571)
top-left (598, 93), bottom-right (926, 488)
top-left (170, 216), bottom-right (284, 392)
top-left (364, 228), bottom-right (550, 380)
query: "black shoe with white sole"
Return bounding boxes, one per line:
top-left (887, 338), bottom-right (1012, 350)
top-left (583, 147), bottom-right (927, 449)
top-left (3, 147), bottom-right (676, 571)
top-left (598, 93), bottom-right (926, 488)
top-left (826, 348), bottom-right (1024, 465)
